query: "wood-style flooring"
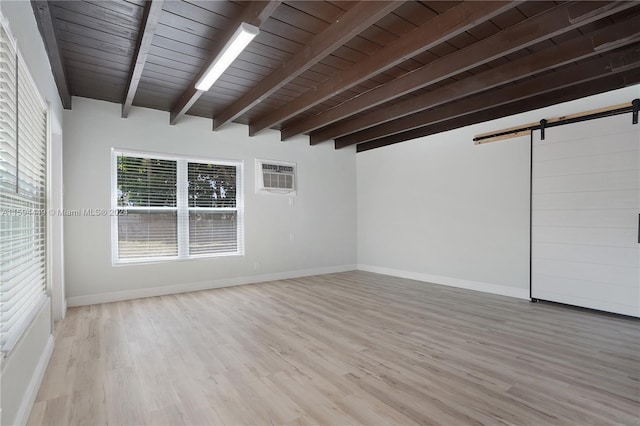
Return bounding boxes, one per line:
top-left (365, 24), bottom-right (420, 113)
top-left (28, 271), bottom-right (640, 425)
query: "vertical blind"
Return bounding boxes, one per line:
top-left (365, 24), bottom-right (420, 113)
top-left (113, 151), bottom-right (243, 263)
top-left (0, 20), bottom-right (49, 354)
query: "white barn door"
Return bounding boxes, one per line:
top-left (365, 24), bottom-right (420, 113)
top-left (531, 113), bottom-right (639, 317)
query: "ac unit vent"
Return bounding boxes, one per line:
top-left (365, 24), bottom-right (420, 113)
top-left (256, 159), bottom-right (296, 194)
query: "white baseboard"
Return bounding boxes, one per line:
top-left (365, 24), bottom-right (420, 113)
top-left (67, 264), bottom-right (357, 307)
top-left (13, 334), bottom-right (54, 426)
top-left (357, 264), bottom-right (529, 300)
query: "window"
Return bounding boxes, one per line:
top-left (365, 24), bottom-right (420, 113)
top-left (0, 19), bottom-right (49, 354)
top-left (112, 150), bottom-right (243, 264)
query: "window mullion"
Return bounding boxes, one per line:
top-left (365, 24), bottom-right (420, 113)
top-left (176, 159), bottom-right (189, 258)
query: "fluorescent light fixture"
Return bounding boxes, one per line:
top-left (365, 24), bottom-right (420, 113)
top-left (195, 22), bottom-right (259, 91)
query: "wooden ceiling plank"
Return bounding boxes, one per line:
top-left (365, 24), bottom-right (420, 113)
top-left (281, 1), bottom-right (637, 141)
top-left (148, 45), bottom-right (205, 68)
top-left (151, 35), bottom-right (210, 60)
top-left (146, 52), bottom-right (200, 73)
top-left (85, 0), bottom-right (144, 17)
top-left (251, 0), bottom-right (519, 137)
top-left (185, 0), bottom-right (243, 18)
top-left (141, 68), bottom-right (190, 87)
top-left (392, 1), bottom-right (438, 26)
top-left (322, 15), bottom-right (640, 146)
top-left (356, 69), bottom-right (640, 152)
top-left (154, 23), bottom-right (219, 48)
top-left (158, 10), bottom-right (222, 37)
top-left (284, 1), bottom-right (346, 24)
top-left (271, 3), bottom-right (332, 35)
top-left (52, 6), bottom-right (139, 39)
top-left (31, 0), bottom-right (72, 109)
top-left (52, 1), bottom-right (142, 31)
top-left (122, 0), bottom-right (165, 118)
top-left (341, 45), bottom-right (640, 150)
top-left (213, 1), bottom-right (404, 132)
top-left (57, 29), bottom-right (135, 57)
top-left (567, 1), bottom-right (624, 24)
top-left (144, 62), bottom-right (197, 81)
top-left (62, 46), bottom-right (131, 69)
top-left (169, 0), bottom-right (281, 126)
top-left (161, 0), bottom-right (231, 28)
top-left (66, 59), bottom-right (129, 78)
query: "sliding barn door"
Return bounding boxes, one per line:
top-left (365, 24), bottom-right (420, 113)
top-left (531, 113), bottom-right (639, 317)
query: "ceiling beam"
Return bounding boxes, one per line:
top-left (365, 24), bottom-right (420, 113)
top-left (169, 1), bottom-right (281, 125)
top-left (347, 46), bottom-right (640, 148)
top-left (282, 0), bottom-right (637, 141)
top-left (212, 1), bottom-right (404, 132)
top-left (31, 0), bottom-right (71, 109)
top-left (353, 49), bottom-right (640, 152)
top-left (357, 69), bottom-right (640, 153)
top-left (329, 17), bottom-right (640, 147)
top-left (121, 0), bottom-right (164, 118)
top-left (249, 0), bottom-right (520, 137)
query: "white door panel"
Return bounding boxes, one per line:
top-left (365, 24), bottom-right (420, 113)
top-left (534, 135), bottom-right (638, 162)
top-left (533, 170), bottom-right (638, 193)
top-left (532, 274), bottom-right (639, 317)
top-left (531, 113), bottom-right (640, 317)
top-left (532, 209), bottom-right (636, 228)
top-left (533, 190), bottom-right (637, 210)
top-left (532, 242), bottom-right (638, 267)
top-left (534, 151), bottom-right (637, 177)
top-left (533, 226), bottom-right (638, 248)
top-left (533, 258), bottom-right (639, 287)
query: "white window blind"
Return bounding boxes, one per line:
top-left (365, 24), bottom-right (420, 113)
top-left (113, 150), bottom-right (243, 264)
top-left (188, 162), bottom-right (238, 255)
top-left (116, 156), bottom-right (178, 260)
top-left (0, 20), bottom-right (49, 354)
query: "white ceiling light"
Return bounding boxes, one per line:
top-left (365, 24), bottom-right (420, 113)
top-left (195, 22), bottom-right (259, 91)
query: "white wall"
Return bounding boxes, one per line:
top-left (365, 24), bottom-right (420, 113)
top-left (357, 85), bottom-right (640, 299)
top-left (63, 97), bottom-right (357, 305)
top-left (0, 301), bottom-right (53, 426)
top-left (1, 1), bottom-right (63, 424)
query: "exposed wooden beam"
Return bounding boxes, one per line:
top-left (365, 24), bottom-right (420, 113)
top-left (169, 1), bottom-right (281, 125)
top-left (357, 70), bottom-right (640, 153)
top-left (328, 17), bottom-right (640, 147)
top-left (212, 1), bottom-right (403, 132)
top-left (355, 56), bottom-right (640, 153)
top-left (346, 47), bottom-right (640, 148)
top-left (31, 0), bottom-right (71, 109)
top-left (282, 1), bottom-right (637, 141)
top-left (121, 0), bottom-right (164, 118)
top-left (249, 0), bottom-right (520, 136)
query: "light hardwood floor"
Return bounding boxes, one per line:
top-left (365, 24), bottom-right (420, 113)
top-left (29, 271), bottom-right (639, 425)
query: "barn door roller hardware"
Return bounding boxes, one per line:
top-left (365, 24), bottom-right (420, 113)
top-left (474, 99), bottom-right (640, 144)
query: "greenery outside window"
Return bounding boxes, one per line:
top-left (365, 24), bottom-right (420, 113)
top-left (112, 150), bottom-right (243, 264)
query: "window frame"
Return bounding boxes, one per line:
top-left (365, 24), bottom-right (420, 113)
top-left (111, 149), bottom-right (244, 265)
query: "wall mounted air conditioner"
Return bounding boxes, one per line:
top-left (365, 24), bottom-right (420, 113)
top-left (255, 159), bottom-right (296, 195)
